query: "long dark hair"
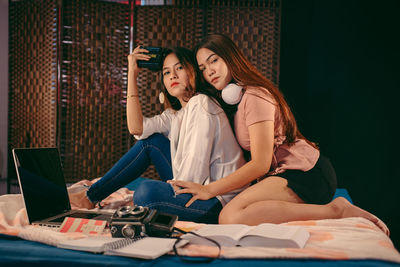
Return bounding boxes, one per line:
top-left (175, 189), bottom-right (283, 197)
top-left (160, 47), bottom-right (197, 110)
top-left (194, 34), bottom-right (318, 149)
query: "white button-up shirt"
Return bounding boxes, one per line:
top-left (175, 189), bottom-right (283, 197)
top-left (135, 94), bottom-right (247, 205)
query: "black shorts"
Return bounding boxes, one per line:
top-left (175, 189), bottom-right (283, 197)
top-left (276, 154), bottom-right (337, 204)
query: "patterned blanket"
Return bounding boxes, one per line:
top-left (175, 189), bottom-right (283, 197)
top-left (0, 181), bottom-right (399, 263)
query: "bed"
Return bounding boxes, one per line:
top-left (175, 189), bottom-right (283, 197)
top-left (1, 178), bottom-right (399, 266)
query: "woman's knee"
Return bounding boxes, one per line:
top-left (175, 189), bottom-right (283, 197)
top-left (218, 202), bottom-right (242, 224)
top-left (134, 133), bottom-right (165, 146)
top-left (133, 180), bottom-right (172, 206)
top-left (146, 133), bottom-right (168, 144)
top-left (133, 180), bottom-right (157, 205)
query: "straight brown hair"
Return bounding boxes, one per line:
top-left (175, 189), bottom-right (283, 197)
top-left (194, 34), bottom-right (318, 149)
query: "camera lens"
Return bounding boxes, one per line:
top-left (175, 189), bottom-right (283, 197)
top-left (117, 206), bottom-right (133, 217)
top-left (120, 206), bottom-right (130, 212)
top-left (131, 205), bottom-right (145, 215)
top-left (121, 224), bottom-right (136, 239)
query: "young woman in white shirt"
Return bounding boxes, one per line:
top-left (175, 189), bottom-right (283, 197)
top-left (69, 46), bottom-right (245, 223)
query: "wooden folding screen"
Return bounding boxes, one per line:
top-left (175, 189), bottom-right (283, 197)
top-left (205, 1), bottom-right (280, 84)
top-left (8, 0), bottom-right (58, 192)
top-left (59, 0), bottom-right (131, 181)
top-left (8, 0), bottom-right (280, 190)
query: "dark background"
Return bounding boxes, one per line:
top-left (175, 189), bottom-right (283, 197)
top-left (280, 0), bottom-right (399, 249)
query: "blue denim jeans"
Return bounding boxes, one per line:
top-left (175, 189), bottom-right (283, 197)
top-left (134, 179), bottom-right (222, 224)
top-left (87, 133), bottom-right (222, 223)
top-left (87, 133), bottom-right (173, 202)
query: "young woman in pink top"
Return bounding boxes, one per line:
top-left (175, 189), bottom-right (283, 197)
top-left (169, 34), bottom-right (389, 235)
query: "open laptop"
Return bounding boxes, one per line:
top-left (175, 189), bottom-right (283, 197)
top-left (12, 147), bottom-right (113, 227)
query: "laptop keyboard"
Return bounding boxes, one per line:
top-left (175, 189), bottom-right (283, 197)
top-left (68, 212), bottom-right (100, 219)
top-left (38, 224), bottom-right (61, 231)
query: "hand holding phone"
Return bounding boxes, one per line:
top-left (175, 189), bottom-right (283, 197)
top-left (137, 46), bottom-right (164, 71)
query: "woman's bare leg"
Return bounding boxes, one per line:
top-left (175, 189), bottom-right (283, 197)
top-left (219, 177), bottom-right (389, 236)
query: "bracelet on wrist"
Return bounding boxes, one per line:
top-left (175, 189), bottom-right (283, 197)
top-left (127, 94), bottom-right (139, 99)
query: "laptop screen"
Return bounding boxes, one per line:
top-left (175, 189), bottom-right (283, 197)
top-left (13, 148), bottom-right (71, 223)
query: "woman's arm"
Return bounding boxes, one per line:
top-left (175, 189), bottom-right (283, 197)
top-left (126, 47), bottom-right (150, 135)
top-left (171, 120), bottom-right (275, 207)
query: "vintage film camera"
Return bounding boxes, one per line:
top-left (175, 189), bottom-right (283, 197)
top-left (137, 46), bottom-right (164, 71)
top-left (110, 205), bottom-right (178, 238)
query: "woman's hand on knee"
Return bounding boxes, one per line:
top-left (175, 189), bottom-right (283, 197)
top-left (167, 180), bottom-right (214, 207)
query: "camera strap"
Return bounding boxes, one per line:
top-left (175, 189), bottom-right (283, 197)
top-left (172, 227), bottom-right (221, 263)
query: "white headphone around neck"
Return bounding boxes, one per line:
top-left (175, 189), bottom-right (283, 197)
top-left (221, 83), bottom-right (243, 105)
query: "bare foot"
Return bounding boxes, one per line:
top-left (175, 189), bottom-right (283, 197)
top-left (331, 197), bottom-right (389, 236)
top-left (68, 187), bottom-right (95, 210)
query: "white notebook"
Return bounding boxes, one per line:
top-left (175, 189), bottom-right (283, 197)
top-left (58, 236), bottom-right (184, 259)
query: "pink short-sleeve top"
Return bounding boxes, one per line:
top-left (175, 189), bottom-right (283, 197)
top-left (234, 87), bottom-right (320, 175)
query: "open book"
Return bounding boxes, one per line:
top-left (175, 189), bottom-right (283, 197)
top-left (181, 223), bottom-right (310, 248)
top-left (58, 236), bottom-right (184, 259)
